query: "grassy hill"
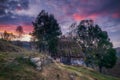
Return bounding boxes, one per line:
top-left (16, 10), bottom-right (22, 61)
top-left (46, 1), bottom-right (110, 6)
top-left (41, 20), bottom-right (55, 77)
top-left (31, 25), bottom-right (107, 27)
top-left (0, 40), bottom-right (120, 80)
top-left (61, 65), bottom-right (119, 80)
top-left (0, 39), bottom-right (24, 52)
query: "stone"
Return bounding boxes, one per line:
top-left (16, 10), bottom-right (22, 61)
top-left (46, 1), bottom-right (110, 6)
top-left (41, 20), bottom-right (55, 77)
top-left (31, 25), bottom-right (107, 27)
top-left (30, 57), bottom-right (40, 63)
top-left (29, 56), bottom-right (53, 71)
top-left (36, 67), bottom-right (42, 71)
top-left (35, 61), bottom-right (42, 67)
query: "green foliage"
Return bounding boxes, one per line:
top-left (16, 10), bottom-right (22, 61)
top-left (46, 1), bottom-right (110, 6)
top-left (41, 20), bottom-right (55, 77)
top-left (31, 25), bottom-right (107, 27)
top-left (102, 48), bottom-right (117, 68)
top-left (76, 20), bottom-right (117, 72)
top-left (32, 10), bottom-right (61, 56)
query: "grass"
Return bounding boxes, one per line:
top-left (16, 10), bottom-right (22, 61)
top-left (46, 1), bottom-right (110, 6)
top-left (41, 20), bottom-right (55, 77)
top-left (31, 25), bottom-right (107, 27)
top-left (0, 40), bottom-right (120, 80)
top-left (0, 51), bottom-right (46, 80)
top-left (62, 64), bottom-right (120, 80)
top-left (0, 40), bottom-right (44, 80)
top-left (0, 51), bottom-right (120, 80)
top-left (0, 39), bottom-right (24, 52)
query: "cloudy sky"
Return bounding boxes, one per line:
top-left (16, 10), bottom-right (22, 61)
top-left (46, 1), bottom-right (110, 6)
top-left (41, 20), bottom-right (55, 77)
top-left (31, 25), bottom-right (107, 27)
top-left (0, 0), bottom-right (120, 47)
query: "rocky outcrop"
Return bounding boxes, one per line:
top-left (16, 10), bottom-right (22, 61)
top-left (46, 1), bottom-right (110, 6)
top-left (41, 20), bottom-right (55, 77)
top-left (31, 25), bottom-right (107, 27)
top-left (30, 56), bottom-right (53, 71)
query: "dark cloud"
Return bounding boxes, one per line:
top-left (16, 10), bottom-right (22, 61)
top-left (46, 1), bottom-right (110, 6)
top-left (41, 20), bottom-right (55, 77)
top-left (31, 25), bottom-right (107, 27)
top-left (49, 0), bottom-right (120, 20)
top-left (86, 0), bottom-right (120, 17)
top-left (0, 0), bottom-right (120, 23)
top-left (0, 0), bottom-right (29, 24)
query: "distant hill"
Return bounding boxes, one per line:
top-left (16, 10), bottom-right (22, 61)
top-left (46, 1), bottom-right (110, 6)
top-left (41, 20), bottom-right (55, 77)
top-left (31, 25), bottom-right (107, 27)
top-left (12, 41), bottom-right (32, 50)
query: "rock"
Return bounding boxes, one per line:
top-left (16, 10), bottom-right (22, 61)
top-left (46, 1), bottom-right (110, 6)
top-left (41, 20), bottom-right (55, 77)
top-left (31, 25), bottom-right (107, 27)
top-left (36, 67), bottom-right (42, 71)
top-left (35, 61), bottom-right (42, 71)
top-left (69, 73), bottom-right (77, 80)
top-left (30, 57), bottom-right (42, 71)
top-left (48, 56), bottom-right (53, 60)
top-left (29, 56), bottom-right (53, 71)
top-left (43, 58), bottom-right (53, 66)
top-left (30, 57), bottom-right (40, 63)
top-left (35, 61), bottom-right (42, 67)
top-left (42, 56), bottom-right (53, 65)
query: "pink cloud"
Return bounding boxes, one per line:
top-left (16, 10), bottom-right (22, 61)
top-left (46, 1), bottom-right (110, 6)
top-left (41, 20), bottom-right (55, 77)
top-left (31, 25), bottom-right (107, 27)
top-left (72, 13), bottom-right (85, 21)
top-left (72, 13), bottom-right (98, 21)
top-left (112, 13), bottom-right (120, 18)
top-left (88, 14), bottom-right (97, 20)
top-left (0, 24), bottom-right (33, 35)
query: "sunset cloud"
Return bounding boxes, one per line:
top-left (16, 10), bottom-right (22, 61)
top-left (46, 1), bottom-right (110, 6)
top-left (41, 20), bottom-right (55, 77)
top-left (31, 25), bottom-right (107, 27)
top-left (72, 13), bottom-right (85, 21)
top-left (0, 24), bottom-right (33, 34)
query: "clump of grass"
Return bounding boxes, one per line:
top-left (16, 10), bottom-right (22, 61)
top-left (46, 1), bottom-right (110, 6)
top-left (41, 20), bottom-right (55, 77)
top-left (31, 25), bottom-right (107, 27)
top-left (15, 56), bottom-right (36, 67)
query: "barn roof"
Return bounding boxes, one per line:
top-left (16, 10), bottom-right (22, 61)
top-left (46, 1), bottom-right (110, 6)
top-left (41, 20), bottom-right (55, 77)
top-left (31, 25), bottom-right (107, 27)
top-left (57, 37), bottom-right (84, 58)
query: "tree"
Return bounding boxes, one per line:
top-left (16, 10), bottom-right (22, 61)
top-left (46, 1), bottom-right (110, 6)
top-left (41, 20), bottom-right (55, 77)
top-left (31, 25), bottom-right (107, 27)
top-left (1, 30), bottom-right (16, 41)
top-left (16, 25), bottom-right (24, 38)
top-left (32, 10), bottom-right (61, 57)
top-left (76, 20), bottom-right (117, 72)
top-left (95, 31), bottom-right (117, 72)
top-left (76, 20), bottom-right (96, 67)
top-left (102, 48), bottom-right (117, 68)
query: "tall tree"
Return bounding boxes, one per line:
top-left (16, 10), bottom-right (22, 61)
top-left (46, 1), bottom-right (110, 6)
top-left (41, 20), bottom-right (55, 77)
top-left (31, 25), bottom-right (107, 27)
top-left (76, 20), bottom-right (96, 67)
top-left (32, 10), bottom-right (61, 57)
top-left (76, 20), bottom-right (117, 72)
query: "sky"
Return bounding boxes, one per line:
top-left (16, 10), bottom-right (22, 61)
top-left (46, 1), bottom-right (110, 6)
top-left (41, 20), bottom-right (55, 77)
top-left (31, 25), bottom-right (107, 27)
top-left (0, 0), bottom-right (120, 47)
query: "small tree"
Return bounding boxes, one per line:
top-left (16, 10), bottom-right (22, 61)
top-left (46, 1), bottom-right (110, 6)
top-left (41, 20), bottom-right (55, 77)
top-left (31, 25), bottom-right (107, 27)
top-left (1, 31), bottom-right (16, 41)
top-left (32, 10), bottom-right (61, 57)
top-left (16, 25), bottom-right (24, 38)
top-left (2, 31), bottom-right (9, 41)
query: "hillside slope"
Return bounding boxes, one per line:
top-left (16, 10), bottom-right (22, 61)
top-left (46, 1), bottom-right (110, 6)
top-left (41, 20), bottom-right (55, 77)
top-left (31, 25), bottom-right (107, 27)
top-left (60, 64), bottom-right (120, 80)
top-left (0, 40), bottom-right (119, 80)
top-left (0, 39), bottom-right (24, 52)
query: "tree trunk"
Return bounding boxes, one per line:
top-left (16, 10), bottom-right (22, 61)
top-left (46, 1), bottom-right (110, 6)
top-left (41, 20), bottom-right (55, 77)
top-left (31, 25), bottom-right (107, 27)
top-left (99, 65), bottom-right (102, 73)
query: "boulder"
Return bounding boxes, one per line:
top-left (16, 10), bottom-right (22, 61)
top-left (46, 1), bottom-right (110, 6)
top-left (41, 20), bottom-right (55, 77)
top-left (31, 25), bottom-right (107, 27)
top-left (30, 57), bottom-right (40, 63)
top-left (30, 57), bottom-right (42, 71)
top-left (29, 56), bottom-right (53, 71)
top-left (35, 61), bottom-right (42, 67)
top-left (36, 67), bottom-right (42, 71)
